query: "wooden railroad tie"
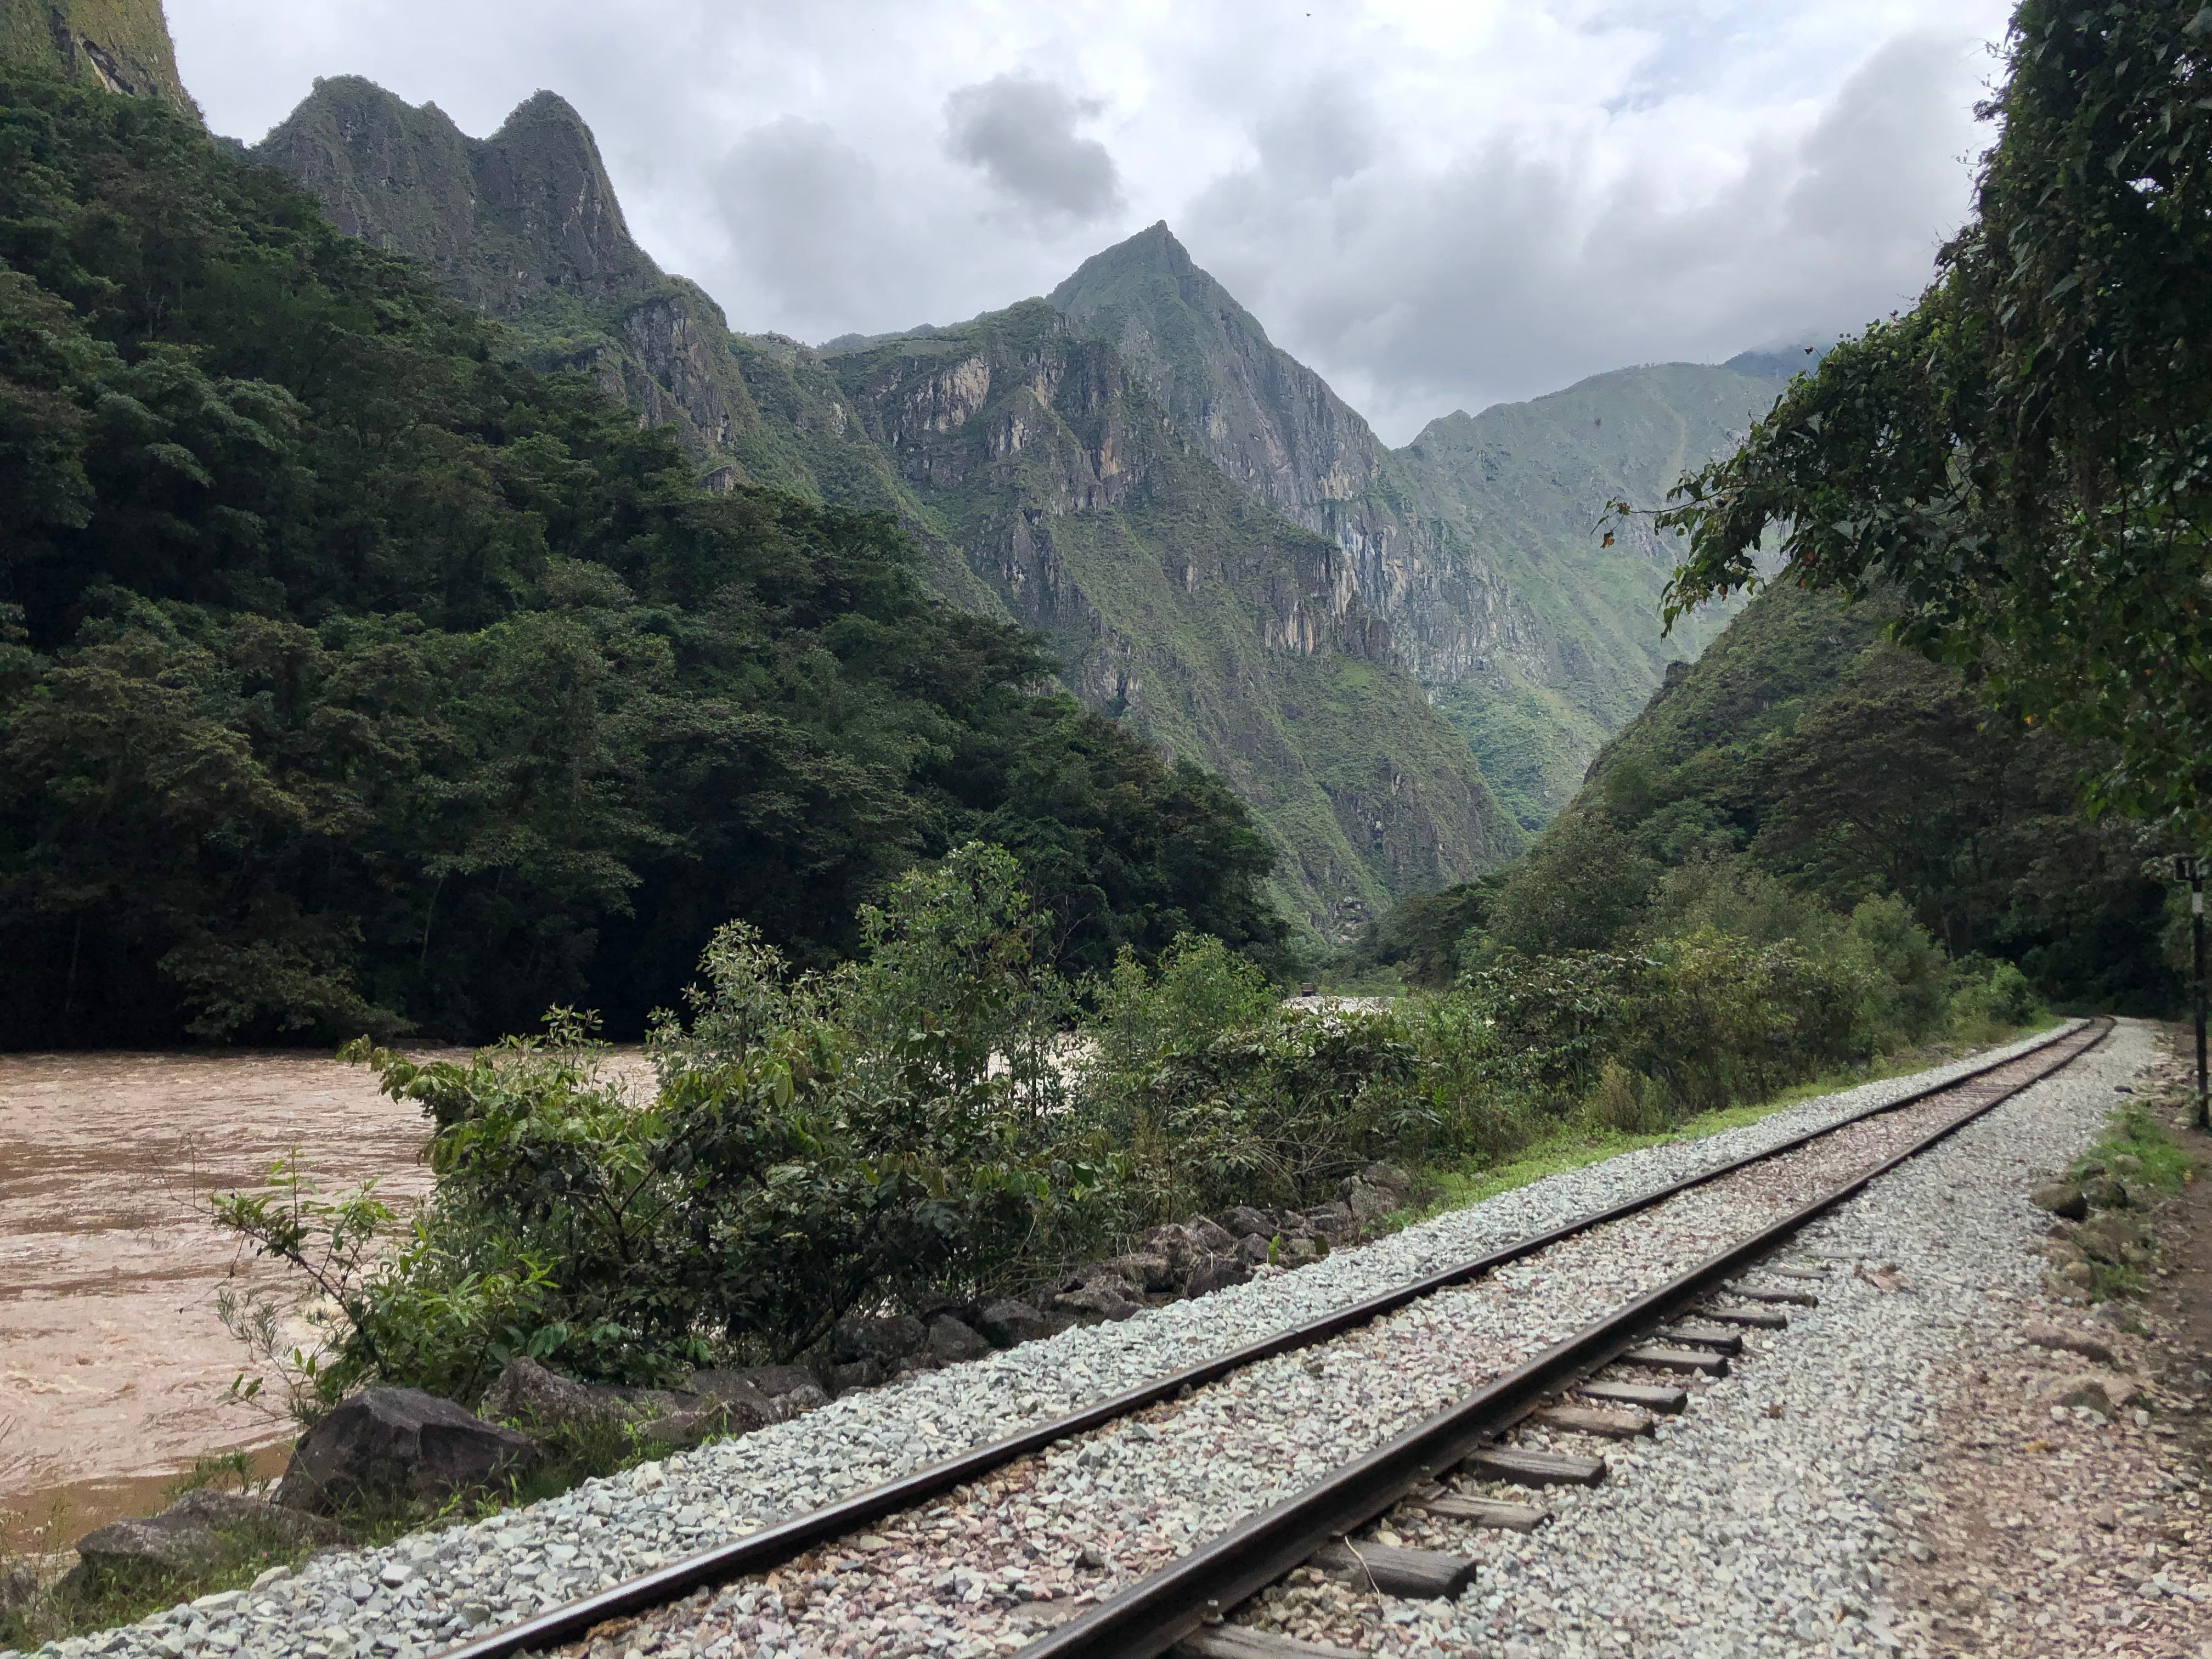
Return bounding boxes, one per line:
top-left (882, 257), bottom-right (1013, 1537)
top-left (1577, 1379), bottom-right (1687, 1413)
top-left (1534, 1403), bottom-right (1652, 1438)
top-left (1652, 1322), bottom-right (1744, 1353)
top-left (1464, 1447), bottom-right (1607, 1487)
top-left (1309, 1540), bottom-right (1477, 1599)
top-left (1174, 1628), bottom-right (1361, 1659)
top-left (1618, 1344), bottom-right (1729, 1376)
top-left (1698, 1305), bottom-right (1789, 1330)
top-left (1729, 1284), bottom-right (1820, 1307)
top-left (1407, 1493), bottom-right (1547, 1532)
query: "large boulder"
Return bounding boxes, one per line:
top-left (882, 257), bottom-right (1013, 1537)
top-left (828, 1314), bottom-right (928, 1366)
top-left (1053, 1272), bottom-right (1144, 1322)
top-left (691, 1365), bottom-right (827, 1418)
top-left (1218, 1205), bottom-right (1276, 1240)
top-left (1183, 1215), bottom-right (1238, 1255)
top-left (973, 1298), bottom-right (1070, 1348)
top-left (1342, 1164), bottom-right (1413, 1227)
top-left (1304, 1201), bottom-right (1358, 1242)
top-left (2029, 1181), bottom-right (2089, 1221)
top-left (70, 1491), bottom-right (339, 1584)
top-left (1184, 1255), bottom-right (1252, 1298)
top-left (1104, 1250), bottom-right (1175, 1292)
top-left (2081, 1176), bottom-right (2132, 1211)
top-left (926, 1315), bottom-right (996, 1366)
top-left (480, 1357), bottom-right (742, 1446)
top-left (274, 1387), bottom-right (540, 1514)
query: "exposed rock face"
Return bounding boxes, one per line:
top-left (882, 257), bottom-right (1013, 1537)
top-left (1052, 224), bottom-right (1791, 828)
top-left (251, 81), bottom-right (1522, 926)
top-left (1, 0), bottom-right (195, 114)
top-left (823, 303), bottom-right (1521, 919)
top-left (273, 1386), bottom-right (540, 1514)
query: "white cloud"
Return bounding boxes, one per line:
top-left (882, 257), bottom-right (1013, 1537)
top-left (168, 0), bottom-right (2014, 441)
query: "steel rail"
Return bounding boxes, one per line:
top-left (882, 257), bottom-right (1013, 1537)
top-left (1017, 1015), bottom-right (2113, 1659)
top-left (440, 1019), bottom-right (2098, 1659)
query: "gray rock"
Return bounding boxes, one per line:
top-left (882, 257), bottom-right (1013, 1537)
top-left (1184, 1255), bottom-right (1253, 1297)
top-left (1053, 1279), bottom-right (1144, 1321)
top-left (1217, 1205), bottom-right (1275, 1240)
top-left (69, 1492), bottom-right (339, 1583)
top-left (2023, 1322), bottom-right (2115, 1365)
top-left (1304, 1201), bottom-right (1358, 1240)
top-left (274, 1387), bottom-right (540, 1514)
top-left (2029, 1181), bottom-right (2088, 1221)
top-left (973, 1298), bottom-right (1069, 1348)
top-left (1183, 1215), bottom-right (1238, 1255)
top-left (1277, 1234), bottom-right (1324, 1266)
top-left (0, 1560), bottom-right (33, 1610)
top-left (480, 1357), bottom-right (745, 1447)
top-left (2074, 1211), bottom-right (2145, 1264)
top-left (2081, 1175), bottom-right (2131, 1210)
top-left (828, 1314), bottom-right (927, 1365)
top-left (926, 1316), bottom-right (996, 1366)
top-left (826, 1357), bottom-right (889, 1396)
top-left (1104, 1251), bottom-right (1175, 1292)
top-left (691, 1363), bottom-right (818, 1400)
top-left (1234, 1234), bottom-right (1273, 1268)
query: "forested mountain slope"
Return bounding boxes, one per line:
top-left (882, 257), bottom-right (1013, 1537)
top-left (0, 0), bottom-right (190, 110)
top-left (1052, 225), bottom-right (1793, 828)
top-left (0, 75), bottom-right (1289, 1045)
top-left (1539, 583), bottom-right (2175, 1006)
top-left (245, 77), bottom-right (1525, 930)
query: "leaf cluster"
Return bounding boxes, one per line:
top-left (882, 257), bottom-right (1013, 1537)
top-left (1657, 0), bottom-right (2212, 839)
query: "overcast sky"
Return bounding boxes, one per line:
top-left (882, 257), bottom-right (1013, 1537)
top-left (168, 0), bottom-right (2015, 444)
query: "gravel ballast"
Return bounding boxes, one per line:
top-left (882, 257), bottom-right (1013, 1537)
top-left (12, 1022), bottom-right (2109, 1659)
top-left (1242, 1019), bottom-right (2177, 1658)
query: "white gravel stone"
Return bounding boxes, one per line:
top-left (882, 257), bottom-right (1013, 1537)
top-left (26, 1023), bottom-right (2095, 1659)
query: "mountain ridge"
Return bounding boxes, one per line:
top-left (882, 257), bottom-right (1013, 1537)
top-left (244, 77), bottom-right (1523, 931)
top-left (1050, 223), bottom-right (1797, 828)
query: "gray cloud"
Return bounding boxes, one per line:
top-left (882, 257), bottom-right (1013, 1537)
top-left (167, 1), bottom-right (2008, 439)
top-left (1187, 29), bottom-right (1990, 439)
top-left (944, 74), bottom-right (1123, 221)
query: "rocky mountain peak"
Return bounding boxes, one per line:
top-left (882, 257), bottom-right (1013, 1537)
top-left (1, 0), bottom-right (195, 114)
top-left (252, 78), bottom-right (657, 318)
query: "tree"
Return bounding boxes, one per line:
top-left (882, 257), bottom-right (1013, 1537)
top-left (1657, 1), bottom-right (2212, 839)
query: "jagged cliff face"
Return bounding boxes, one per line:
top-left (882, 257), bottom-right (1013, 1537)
top-left (1052, 225), bottom-right (1785, 830)
top-left (251, 80), bottom-right (1519, 929)
top-left (245, 80), bottom-right (992, 601)
top-left (1, 0), bottom-right (193, 111)
top-left (823, 301), bottom-right (1521, 919)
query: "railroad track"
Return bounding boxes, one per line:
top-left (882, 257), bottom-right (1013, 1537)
top-left (441, 1018), bottom-right (2111, 1659)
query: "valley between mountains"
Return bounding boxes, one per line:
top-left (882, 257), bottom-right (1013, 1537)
top-left (246, 77), bottom-right (1804, 933)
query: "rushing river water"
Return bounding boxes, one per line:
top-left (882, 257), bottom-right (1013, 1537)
top-left (0, 1051), bottom-right (442, 1549)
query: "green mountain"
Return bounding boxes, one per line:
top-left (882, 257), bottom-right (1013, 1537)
top-left (0, 69), bottom-right (1308, 1046)
top-left (1051, 225), bottom-right (1791, 828)
top-left (1553, 582), bottom-right (2175, 1006)
top-left (0, 0), bottom-right (190, 111)
top-left (245, 78), bottom-right (1526, 932)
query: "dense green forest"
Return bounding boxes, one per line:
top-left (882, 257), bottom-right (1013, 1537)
top-left (1362, 583), bottom-right (2180, 1011)
top-left (0, 76), bottom-right (1284, 1047)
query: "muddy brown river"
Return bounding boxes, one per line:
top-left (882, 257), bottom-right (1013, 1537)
top-left (0, 1051), bottom-right (442, 1550)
